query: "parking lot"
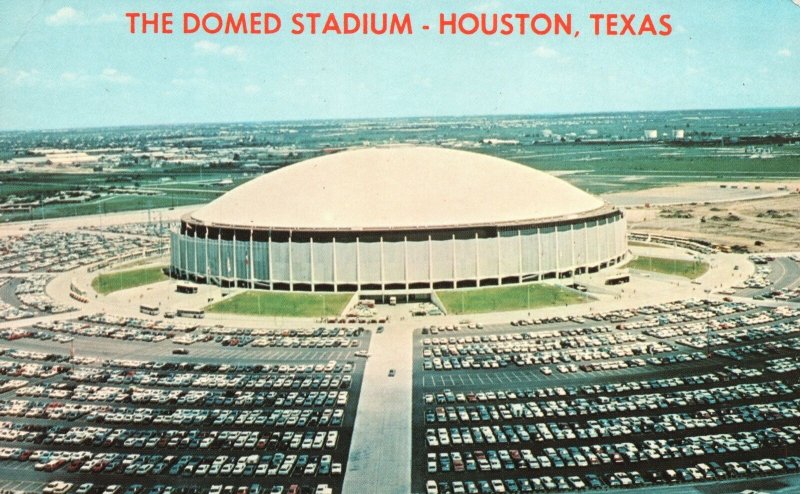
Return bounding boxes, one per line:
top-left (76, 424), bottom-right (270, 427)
top-left (735, 256), bottom-right (800, 301)
top-left (0, 318), bottom-right (370, 494)
top-left (412, 299), bottom-right (800, 494)
top-left (1, 224), bottom-right (800, 494)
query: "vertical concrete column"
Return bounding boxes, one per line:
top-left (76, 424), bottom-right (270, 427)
top-left (380, 236), bottom-right (385, 290)
top-left (570, 223), bottom-right (575, 274)
top-left (403, 235), bottom-right (409, 290)
top-left (288, 231), bottom-right (293, 291)
top-left (310, 237), bottom-right (315, 292)
top-left (332, 237), bottom-right (338, 292)
top-left (217, 231), bottom-right (222, 284)
top-left (595, 220), bottom-right (601, 264)
top-left (232, 231), bottom-right (237, 286)
top-left (517, 230), bottom-right (523, 281)
top-left (452, 233), bottom-right (457, 284)
top-left (537, 227), bottom-right (542, 276)
top-left (204, 227), bottom-right (209, 281)
top-left (249, 229), bottom-right (255, 289)
top-left (175, 233), bottom-right (181, 278)
top-left (193, 229), bottom-right (198, 279)
top-left (555, 226), bottom-right (560, 276)
top-left (428, 235), bottom-right (433, 289)
top-left (497, 231), bottom-right (502, 282)
top-left (268, 231), bottom-right (273, 290)
top-left (183, 234), bottom-right (189, 279)
top-left (475, 232), bottom-right (480, 286)
top-left (356, 237), bottom-right (361, 291)
top-left (584, 221), bottom-right (590, 270)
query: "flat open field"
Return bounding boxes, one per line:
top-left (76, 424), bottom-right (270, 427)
top-left (0, 169), bottom-right (243, 222)
top-left (437, 283), bottom-right (586, 315)
top-left (482, 146), bottom-right (800, 195)
top-left (627, 191), bottom-right (800, 252)
top-left (3, 141), bottom-right (800, 223)
top-left (206, 291), bottom-right (352, 317)
top-left (91, 265), bottom-right (168, 294)
top-left (627, 256), bottom-right (709, 279)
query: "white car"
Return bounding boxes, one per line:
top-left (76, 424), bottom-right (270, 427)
top-left (43, 482), bottom-right (73, 494)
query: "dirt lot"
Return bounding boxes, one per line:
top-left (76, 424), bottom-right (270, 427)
top-left (625, 187), bottom-right (800, 253)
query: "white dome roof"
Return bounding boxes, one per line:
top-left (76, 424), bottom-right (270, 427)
top-left (187, 147), bottom-right (607, 231)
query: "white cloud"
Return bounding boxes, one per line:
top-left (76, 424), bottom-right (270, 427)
top-left (194, 40), bottom-right (220, 53)
top-left (221, 46), bottom-right (246, 61)
top-left (60, 72), bottom-right (78, 81)
top-left (475, 1), bottom-right (501, 12)
top-left (193, 41), bottom-right (247, 61)
top-left (243, 84), bottom-right (261, 95)
top-left (101, 68), bottom-right (135, 84)
top-left (533, 46), bottom-right (559, 59)
top-left (46, 7), bottom-right (84, 26)
top-left (777, 48), bottom-right (792, 57)
top-left (46, 7), bottom-right (121, 26)
top-left (13, 69), bottom-right (39, 86)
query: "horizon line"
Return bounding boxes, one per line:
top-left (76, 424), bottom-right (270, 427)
top-left (1, 104), bottom-right (799, 134)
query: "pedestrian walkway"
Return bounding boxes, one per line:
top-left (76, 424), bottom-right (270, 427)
top-left (342, 321), bottom-right (413, 493)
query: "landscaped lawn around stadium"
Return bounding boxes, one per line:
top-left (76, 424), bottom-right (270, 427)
top-left (437, 283), bottom-right (587, 315)
top-left (206, 291), bottom-right (352, 317)
top-left (91, 266), bottom-right (168, 295)
top-left (627, 255), bottom-right (709, 279)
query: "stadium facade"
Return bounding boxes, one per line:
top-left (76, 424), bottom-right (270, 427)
top-left (170, 147), bottom-right (627, 292)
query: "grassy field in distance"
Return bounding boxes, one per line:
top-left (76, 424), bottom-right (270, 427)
top-left (627, 256), bottom-right (710, 279)
top-left (4, 149), bottom-right (800, 222)
top-left (206, 291), bottom-right (352, 317)
top-left (92, 265), bottom-right (168, 295)
top-left (437, 283), bottom-right (587, 315)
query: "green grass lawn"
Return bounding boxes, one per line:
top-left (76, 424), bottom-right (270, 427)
top-left (628, 241), bottom-right (668, 249)
top-left (206, 291), bottom-right (352, 317)
top-left (437, 284), bottom-right (587, 315)
top-left (91, 265), bottom-right (168, 295)
top-left (627, 256), bottom-right (709, 279)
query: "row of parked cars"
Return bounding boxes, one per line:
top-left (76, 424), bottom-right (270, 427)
top-left (425, 455), bottom-right (800, 493)
top-left (0, 415), bottom-right (345, 448)
top-left (47, 481), bottom-right (332, 494)
top-left (0, 393), bottom-right (350, 426)
top-left (426, 423), bottom-right (800, 472)
top-left (0, 447), bottom-right (345, 479)
top-left (16, 382), bottom-right (352, 408)
top-left (424, 396), bottom-right (800, 440)
top-left (0, 231), bottom-right (164, 273)
top-left (424, 379), bottom-right (797, 422)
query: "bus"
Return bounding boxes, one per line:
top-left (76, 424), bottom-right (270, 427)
top-left (176, 308), bottom-right (205, 319)
top-left (140, 304), bottom-right (159, 316)
top-left (176, 284), bottom-right (198, 294)
top-left (605, 275), bottom-right (630, 286)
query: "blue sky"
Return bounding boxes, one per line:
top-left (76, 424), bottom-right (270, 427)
top-left (0, 0), bottom-right (798, 130)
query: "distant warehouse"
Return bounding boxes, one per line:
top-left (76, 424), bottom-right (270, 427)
top-left (170, 147), bottom-right (627, 292)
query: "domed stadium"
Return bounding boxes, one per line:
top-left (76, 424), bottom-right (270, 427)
top-left (170, 147), bottom-right (627, 292)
